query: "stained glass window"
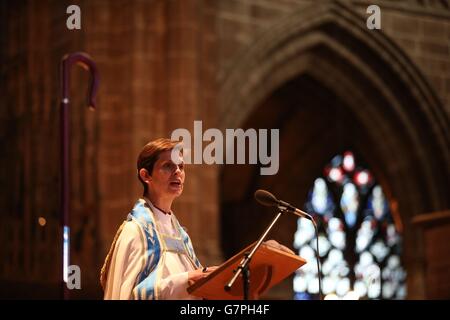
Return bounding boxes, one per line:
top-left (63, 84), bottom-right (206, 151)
top-left (293, 151), bottom-right (407, 300)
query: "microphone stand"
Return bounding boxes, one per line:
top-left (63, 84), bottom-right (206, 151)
top-left (224, 207), bottom-right (287, 300)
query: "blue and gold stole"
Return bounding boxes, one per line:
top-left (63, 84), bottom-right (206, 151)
top-left (130, 199), bottom-right (202, 299)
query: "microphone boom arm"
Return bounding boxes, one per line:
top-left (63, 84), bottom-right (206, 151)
top-left (277, 201), bottom-right (314, 221)
top-left (253, 189), bottom-right (323, 299)
top-left (224, 208), bottom-right (287, 299)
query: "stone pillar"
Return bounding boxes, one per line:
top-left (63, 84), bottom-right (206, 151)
top-left (412, 211), bottom-right (450, 299)
top-left (163, 0), bottom-right (222, 265)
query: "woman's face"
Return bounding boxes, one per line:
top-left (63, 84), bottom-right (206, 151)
top-left (148, 150), bottom-right (185, 199)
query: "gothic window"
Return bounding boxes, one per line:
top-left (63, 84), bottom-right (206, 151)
top-left (293, 151), bottom-right (407, 300)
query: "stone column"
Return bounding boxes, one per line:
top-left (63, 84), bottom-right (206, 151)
top-left (412, 211), bottom-right (450, 299)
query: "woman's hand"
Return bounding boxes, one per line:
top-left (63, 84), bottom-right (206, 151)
top-left (187, 266), bottom-right (219, 286)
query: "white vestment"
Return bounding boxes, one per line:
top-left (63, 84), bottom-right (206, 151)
top-left (102, 198), bottom-right (202, 300)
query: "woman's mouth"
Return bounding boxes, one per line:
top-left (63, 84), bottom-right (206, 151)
top-left (170, 180), bottom-right (182, 188)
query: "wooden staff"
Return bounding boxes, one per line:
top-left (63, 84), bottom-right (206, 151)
top-left (60, 52), bottom-right (99, 299)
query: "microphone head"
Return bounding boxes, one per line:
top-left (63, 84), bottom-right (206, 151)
top-left (254, 189), bottom-right (279, 207)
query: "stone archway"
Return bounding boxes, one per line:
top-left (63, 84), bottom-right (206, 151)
top-left (219, 1), bottom-right (448, 299)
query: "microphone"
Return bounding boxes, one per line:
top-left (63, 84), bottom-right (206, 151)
top-left (254, 189), bottom-right (313, 221)
top-left (254, 189), bottom-right (322, 299)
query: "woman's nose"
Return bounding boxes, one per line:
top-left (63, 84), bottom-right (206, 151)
top-left (174, 165), bottom-right (182, 174)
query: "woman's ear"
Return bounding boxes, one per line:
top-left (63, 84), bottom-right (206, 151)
top-left (139, 168), bottom-right (151, 183)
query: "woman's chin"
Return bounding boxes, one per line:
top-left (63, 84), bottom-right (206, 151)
top-left (168, 186), bottom-right (183, 196)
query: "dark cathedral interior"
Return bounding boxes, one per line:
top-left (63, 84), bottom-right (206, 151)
top-left (0, 0), bottom-right (449, 300)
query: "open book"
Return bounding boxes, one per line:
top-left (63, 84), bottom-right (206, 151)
top-left (187, 241), bottom-right (306, 300)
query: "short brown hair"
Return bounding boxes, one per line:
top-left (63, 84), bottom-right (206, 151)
top-left (137, 138), bottom-right (181, 195)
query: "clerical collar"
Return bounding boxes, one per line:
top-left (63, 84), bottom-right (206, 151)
top-left (153, 204), bottom-right (172, 215)
top-left (143, 198), bottom-right (172, 216)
